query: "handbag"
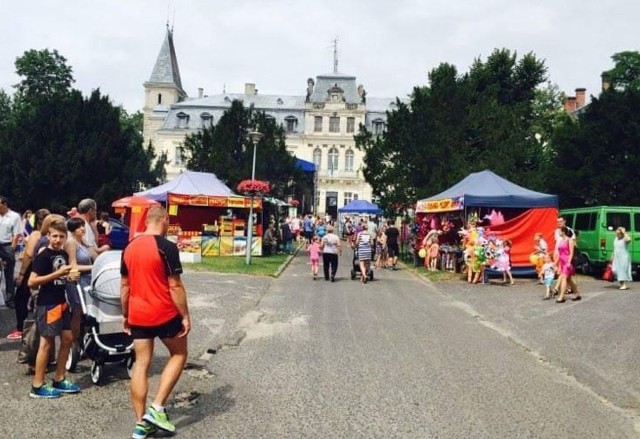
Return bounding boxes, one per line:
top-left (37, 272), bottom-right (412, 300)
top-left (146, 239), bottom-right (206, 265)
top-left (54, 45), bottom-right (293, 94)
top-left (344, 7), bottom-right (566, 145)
top-left (602, 263), bottom-right (614, 282)
top-left (18, 316), bottom-right (40, 365)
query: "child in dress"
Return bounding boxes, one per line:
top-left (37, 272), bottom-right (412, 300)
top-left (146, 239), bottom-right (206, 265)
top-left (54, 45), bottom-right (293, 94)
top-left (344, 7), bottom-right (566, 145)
top-left (428, 239), bottom-right (440, 271)
top-left (308, 236), bottom-right (321, 280)
top-left (534, 232), bottom-right (548, 283)
top-left (501, 239), bottom-right (514, 285)
top-left (541, 253), bottom-right (556, 300)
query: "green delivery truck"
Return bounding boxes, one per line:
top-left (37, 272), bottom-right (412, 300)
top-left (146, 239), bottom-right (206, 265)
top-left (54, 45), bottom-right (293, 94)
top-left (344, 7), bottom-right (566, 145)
top-left (560, 206), bottom-right (640, 275)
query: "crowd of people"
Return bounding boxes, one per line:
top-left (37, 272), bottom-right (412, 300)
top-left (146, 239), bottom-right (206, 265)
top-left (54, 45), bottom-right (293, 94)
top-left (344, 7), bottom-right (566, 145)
top-left (0, 197), bottom-right (189, 438)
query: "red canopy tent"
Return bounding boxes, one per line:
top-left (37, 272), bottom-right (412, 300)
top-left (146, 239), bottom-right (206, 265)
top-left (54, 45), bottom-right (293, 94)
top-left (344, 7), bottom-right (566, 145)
top-left (111, 196), bottom-right (160, 240)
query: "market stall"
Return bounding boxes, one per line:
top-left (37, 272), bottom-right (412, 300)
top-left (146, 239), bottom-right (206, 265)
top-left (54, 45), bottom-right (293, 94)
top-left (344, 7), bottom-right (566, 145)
top-left (415, 170), bottom-right (558, 272)
top-left (135, 171), bottom-right (263, 259)
top-left (338, 200), bottom-right (382, 235)
top-left (111, 196), bottom-right (160, 240)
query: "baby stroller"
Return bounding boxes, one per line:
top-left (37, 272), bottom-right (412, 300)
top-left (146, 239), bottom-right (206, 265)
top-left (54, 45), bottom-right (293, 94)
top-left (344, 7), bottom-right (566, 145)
top-left (350, 246), bottom-right (374, 281)
top-left (75, 250), bottom-right (134, 385)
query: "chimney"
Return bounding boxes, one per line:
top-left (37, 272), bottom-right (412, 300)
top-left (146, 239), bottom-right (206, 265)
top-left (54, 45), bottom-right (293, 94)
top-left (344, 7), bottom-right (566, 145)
top-left (245, 83), bottom-right (256, 95)
top-left (601, 72), bottom-right (611, 91)
top-left (198, 87), bottom-right (204, 99)
top-left (564, 96), bottom-right (577, 113)
top-left (575, 88), bottom-right (586, 108)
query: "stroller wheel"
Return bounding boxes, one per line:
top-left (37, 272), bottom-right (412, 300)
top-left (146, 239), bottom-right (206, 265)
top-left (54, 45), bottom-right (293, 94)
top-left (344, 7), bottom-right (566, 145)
top-left (90, 362), bottom-right (103, 385)
top-left (368, 270), bottom-right (374, 281)
top-left (350, 269), bottom-right (356, 280)
top-left (65, 343), bottom-right (81, 372)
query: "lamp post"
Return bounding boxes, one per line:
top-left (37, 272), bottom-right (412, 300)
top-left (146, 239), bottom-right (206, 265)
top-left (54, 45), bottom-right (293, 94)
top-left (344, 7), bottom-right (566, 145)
top-left (246, 131), bottom-right (263, 265)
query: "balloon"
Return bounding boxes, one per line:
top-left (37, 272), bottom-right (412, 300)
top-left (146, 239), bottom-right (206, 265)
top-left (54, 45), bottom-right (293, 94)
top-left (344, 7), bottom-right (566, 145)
top-left (418, 248), bottom-right (427, 258)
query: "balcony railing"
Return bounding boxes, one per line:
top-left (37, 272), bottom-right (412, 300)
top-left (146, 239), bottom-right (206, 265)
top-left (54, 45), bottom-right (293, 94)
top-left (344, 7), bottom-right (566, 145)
top-left (316, 169), bottom-right (359, 179)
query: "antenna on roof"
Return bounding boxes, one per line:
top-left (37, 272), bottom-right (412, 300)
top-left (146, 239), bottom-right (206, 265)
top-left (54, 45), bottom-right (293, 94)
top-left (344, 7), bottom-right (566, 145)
top-left (332, 36), bottom-right (339, 74)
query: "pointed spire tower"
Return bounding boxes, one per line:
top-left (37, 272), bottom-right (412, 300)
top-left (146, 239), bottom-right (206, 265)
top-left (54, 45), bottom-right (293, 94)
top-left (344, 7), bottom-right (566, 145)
top-left (143, 25), bottom-right (188, 149)
top-left (143, 25), bottom-right (187, 110)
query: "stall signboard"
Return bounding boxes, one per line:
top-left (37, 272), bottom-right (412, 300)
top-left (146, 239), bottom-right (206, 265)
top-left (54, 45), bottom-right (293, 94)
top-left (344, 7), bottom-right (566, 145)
top-left (168, 193), bottom-right (262, 209)
top-left (416, 197), bottom-right (464, 213)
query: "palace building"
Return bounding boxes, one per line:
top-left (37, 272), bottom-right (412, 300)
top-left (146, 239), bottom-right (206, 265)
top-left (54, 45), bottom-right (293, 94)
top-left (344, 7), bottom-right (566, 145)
top-left (142, 28), bottom-right (399, 217)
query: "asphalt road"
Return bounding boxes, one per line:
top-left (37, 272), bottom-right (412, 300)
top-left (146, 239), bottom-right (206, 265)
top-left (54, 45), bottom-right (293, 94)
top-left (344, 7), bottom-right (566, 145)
top-left (1, 248), bottom-right (639, 438)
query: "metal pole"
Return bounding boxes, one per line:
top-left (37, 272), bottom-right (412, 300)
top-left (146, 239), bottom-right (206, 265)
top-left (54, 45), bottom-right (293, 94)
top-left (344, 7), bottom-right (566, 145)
top-left (245, 140), bottom-right (257, 265)
top-left (245, 131), bottom-right (262, 265)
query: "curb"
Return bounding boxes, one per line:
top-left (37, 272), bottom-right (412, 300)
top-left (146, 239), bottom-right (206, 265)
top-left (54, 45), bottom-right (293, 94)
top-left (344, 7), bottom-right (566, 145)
top-left (273, 242), bottom-right (304, 278)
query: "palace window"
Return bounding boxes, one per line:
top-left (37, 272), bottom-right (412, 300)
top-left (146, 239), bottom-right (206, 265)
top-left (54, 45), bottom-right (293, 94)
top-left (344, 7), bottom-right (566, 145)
top-left (343, 192), bottom-right (353, 206)
top-left (372, 118), bottom-right (385, 135)
top-left (200, 112), bottom-right (213, 129)
top-left (313, 148), bottom-right (322, 171)
top-left (176, 112), bottom-right (189, 129)
top-left (328, 147), bottom-right (339, 173)
top-left (346, 117), bottom-right (355, 133)
top-left (157, 93), bottom-right (162, 105)
top-left (285, 116), bottom-right (298, 133)
top-left (345, 149), bottom-right (354, 171)
top-left (329, 116), bottom-right (340, 133)
top-left (174, 146), bottom-right (184, 166)
top-left (314, 116), bottom-right (323, 132)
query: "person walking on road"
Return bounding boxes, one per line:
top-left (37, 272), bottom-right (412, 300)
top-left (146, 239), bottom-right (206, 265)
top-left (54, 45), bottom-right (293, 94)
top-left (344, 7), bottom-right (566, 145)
top-left (612, 226), bottom-right (632, 290)
top-left (0, 196), bottom-right (22, 307)
top-left (356, 224), bottom-right (373, 283)
top-left (385, 220), bottom-right (400, 270)
top-left (555, 226), bottom-right (581, 303)
top-left (120, 206), bottom-right (191, 439)
top-left (320, 225), bottom-right (341, 282)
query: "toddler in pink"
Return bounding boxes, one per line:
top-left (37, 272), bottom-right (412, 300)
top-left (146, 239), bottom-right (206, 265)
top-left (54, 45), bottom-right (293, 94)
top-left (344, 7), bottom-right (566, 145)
top-left (308, 237), bottom-right (321, 279)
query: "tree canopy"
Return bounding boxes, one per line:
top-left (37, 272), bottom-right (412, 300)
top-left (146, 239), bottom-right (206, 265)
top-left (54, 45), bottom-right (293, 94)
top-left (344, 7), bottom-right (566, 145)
top-left (356, 49), bottom-right (551, 213)
top-left (0, 49), bottom-right (166, 212)
top-left (602, 51), bottom-right (640, 92)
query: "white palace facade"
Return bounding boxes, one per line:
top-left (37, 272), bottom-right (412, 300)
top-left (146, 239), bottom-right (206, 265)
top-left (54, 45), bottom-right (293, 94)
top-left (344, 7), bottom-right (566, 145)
top-left (142, 28), bottom-right (398, 216)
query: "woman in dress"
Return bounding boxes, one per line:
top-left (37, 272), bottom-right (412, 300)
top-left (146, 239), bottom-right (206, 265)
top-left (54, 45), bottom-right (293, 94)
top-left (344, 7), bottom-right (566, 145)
top-left (556, 226), bottom-right (581, 303)
top-left (612, 226), bottom-right (632, 290)
top-left (356, 224), bottom-right (373, 283)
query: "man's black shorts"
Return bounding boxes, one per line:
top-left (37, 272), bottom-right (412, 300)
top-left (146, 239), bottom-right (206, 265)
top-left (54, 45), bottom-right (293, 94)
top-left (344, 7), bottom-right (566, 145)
top-left (130, 314), bottom-right (183, 340)
top-left (387, 243), bottom-right (400, 258)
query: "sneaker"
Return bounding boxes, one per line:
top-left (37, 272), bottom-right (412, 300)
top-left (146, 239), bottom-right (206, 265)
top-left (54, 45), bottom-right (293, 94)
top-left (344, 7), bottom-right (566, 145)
top-left (52, 377), bottom-right (81, 394)
top-left (6, 329), bottom-right (22, 340)
top-left (132, 421), bottom-right (157, 439)
top-left (143, 406), bottom-right (175, 433)
top-left (30, 384), bottom-right (62, 399)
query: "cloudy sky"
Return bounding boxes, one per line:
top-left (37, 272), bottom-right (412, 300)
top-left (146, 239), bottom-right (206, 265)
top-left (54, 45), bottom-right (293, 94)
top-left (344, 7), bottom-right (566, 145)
top-left (1, 1), bottom-right (636, 112)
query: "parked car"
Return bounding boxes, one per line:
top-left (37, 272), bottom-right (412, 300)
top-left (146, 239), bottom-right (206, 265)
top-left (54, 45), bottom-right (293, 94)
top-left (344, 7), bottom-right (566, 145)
top-left (560, 206), bottom-right (640, 275)
top-left (108, 218), bottom-right (129, 250)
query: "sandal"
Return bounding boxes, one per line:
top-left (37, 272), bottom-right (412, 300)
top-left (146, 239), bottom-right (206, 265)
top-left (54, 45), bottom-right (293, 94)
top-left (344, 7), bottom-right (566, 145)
top-left (555, 298), bottom-right (566, 303)
top-left (571, 296), bottom-right (582, 301)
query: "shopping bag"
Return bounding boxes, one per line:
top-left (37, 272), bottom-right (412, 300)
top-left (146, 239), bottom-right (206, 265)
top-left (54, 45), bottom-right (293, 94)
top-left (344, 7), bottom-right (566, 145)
top-left (18, 317), bottom-right (40, 365)
top-left (602, 263), bottom-right (614, 282)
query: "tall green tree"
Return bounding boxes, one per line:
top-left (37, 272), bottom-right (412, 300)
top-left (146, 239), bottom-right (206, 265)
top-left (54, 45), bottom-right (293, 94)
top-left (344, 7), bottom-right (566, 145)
top-left (0, 49), bottom-right (166, 211)
top-left (602, 51), bottom-right (640, 91)
top-left (548, 87), bottom-right (640, 206)
top-left (356, 49), bottom-right (550, 213)
top-left (181, 100), bottom-right (302, 200)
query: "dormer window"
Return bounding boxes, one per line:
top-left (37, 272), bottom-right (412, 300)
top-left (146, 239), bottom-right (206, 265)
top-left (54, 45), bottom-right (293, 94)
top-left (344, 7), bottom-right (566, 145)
top-left (200, 112), bottom-right (213, 129)
top-left (176, 112), bottom-right (189, 129)
top-left (284, 116), bottom-right (298, 133)
top-left (327, 83), bottom-right (345, 102)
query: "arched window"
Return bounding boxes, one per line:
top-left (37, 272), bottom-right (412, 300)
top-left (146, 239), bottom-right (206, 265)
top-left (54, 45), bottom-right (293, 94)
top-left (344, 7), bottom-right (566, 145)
top-left (372, 118), bottom-right (385, 135)
top-left (328, 147), bottom-right (339, 173)
top-left (345, 149), bottom-right (354, 171)
top-left (313, 148), bottom-right (322, 171)
top-left (176, 112), bottom-right (189, 129)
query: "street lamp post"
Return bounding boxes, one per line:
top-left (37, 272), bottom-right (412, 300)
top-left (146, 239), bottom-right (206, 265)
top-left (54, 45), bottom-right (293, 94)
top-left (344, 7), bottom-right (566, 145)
top-left (246, 131), bottom-right (264, 265)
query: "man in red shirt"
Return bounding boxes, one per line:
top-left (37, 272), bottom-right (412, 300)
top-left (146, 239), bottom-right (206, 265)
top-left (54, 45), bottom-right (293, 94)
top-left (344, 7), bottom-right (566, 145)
top-left (120, 206), bottom-right (190, 439)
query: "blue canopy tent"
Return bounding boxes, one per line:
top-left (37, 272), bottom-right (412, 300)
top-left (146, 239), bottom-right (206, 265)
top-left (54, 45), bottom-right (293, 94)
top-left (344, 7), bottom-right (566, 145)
top-left (295, 158), bottom-right (316, 173)
top-left (339, 199), bottom-right (382, 214)
top-left (417, 169), bottom-right (558, 209)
